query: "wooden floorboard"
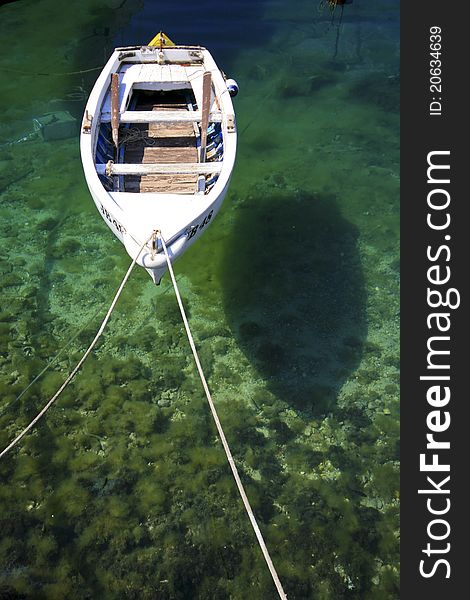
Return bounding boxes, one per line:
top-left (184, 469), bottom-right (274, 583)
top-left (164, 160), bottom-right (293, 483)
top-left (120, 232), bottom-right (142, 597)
top-left (122, 95), bottom-right (198, 194)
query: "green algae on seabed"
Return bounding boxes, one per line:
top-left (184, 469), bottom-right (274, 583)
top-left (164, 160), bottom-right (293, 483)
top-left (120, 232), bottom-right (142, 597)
top-left (0, 1), bottom-right (399, 598)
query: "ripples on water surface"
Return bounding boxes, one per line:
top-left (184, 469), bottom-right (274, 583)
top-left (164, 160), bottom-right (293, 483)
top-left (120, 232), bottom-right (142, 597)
top-left (0, 1), bottom-right (399, 597)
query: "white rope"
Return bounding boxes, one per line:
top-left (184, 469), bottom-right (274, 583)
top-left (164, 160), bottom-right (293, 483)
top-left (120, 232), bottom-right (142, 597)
top-left (0, 305), bottom-right (105, 419)
top-left (157, 231), bottom-right (288, 600)
top-left (0, 236), bottom-right (149, 460)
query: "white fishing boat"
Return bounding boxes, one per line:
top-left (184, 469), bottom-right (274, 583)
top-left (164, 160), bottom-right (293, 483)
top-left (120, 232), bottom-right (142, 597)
top-left (80, 32), bottom-right (238, 284)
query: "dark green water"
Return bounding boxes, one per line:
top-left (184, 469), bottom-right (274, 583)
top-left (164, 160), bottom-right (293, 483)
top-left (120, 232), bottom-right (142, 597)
top-left (0, 1), bottom-right (399, 598)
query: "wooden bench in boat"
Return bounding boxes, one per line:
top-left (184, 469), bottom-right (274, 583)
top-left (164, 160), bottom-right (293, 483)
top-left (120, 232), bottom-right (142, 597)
top-left (96, 162), bottom-right (223, 176)
top-left (101, 110), bottom-right (223, 124)
top-left (106, 86), bottom-right (222, 193)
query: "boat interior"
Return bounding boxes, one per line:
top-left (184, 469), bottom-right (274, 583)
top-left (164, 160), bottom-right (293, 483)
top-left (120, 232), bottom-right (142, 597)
top-left (95, 83), bottom-right (224, 196)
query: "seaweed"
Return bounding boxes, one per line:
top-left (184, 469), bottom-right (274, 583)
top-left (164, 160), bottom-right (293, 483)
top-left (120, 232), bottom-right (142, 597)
top-left (0, 0), bottom-right (399, 596)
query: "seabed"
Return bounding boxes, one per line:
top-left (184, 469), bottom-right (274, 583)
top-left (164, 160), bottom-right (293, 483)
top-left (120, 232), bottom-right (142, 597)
top-left (0, 1), bottom-right (399, 598)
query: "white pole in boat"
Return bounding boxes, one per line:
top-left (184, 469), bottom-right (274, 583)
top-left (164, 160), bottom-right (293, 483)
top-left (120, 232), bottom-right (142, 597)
top-left (200, 71), bottom-right (212, 163)
top-left (111, 73), bottom-right (119, 148)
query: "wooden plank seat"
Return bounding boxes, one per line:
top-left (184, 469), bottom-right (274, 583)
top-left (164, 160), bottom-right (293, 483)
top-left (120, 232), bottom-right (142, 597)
top-left (96, 162), bottom-right (223, 175)
top-left (100, 110), bottom-right (223, 123)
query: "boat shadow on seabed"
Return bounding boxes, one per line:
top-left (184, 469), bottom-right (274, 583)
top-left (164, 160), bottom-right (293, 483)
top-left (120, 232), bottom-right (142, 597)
top-left (222, 186), bottom-right (367, 417)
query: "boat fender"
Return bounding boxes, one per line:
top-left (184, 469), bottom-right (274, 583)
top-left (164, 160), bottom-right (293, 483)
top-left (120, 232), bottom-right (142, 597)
top-left (226, 79), bottom-right (239, 97)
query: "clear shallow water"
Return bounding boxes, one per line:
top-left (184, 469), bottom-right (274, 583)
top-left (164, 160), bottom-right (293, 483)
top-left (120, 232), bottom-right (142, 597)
top-left (0, 1), bottom-right (399, 598)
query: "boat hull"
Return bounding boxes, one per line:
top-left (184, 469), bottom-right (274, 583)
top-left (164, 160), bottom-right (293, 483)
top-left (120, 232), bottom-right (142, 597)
top-left (80, 43), bottom-right (237, 284)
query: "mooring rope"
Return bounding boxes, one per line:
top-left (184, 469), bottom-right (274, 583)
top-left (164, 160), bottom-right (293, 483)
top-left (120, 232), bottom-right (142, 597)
top-left (0, 236), bottom-right (149, 460)
top-left (0, 65), bottom-right (103, 77)
top-left (0, 305), bottom-right (105, 419)
top-left (157, 231), bottom-right (288, 600)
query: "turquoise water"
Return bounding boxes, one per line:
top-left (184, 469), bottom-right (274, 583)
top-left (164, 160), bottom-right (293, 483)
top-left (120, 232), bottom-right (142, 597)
top-left (0, 1), bottom-right (399, 598)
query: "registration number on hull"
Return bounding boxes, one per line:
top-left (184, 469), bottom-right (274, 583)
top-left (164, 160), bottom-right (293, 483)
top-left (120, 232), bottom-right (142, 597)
top-left (187, 210), bottom-right (214, 240)
top-left (99, 203), bottom-right (125, 235)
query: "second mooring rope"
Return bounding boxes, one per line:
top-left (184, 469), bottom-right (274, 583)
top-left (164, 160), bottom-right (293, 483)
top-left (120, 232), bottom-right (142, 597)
top-left (157, 231), bottom-right (288, 600)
